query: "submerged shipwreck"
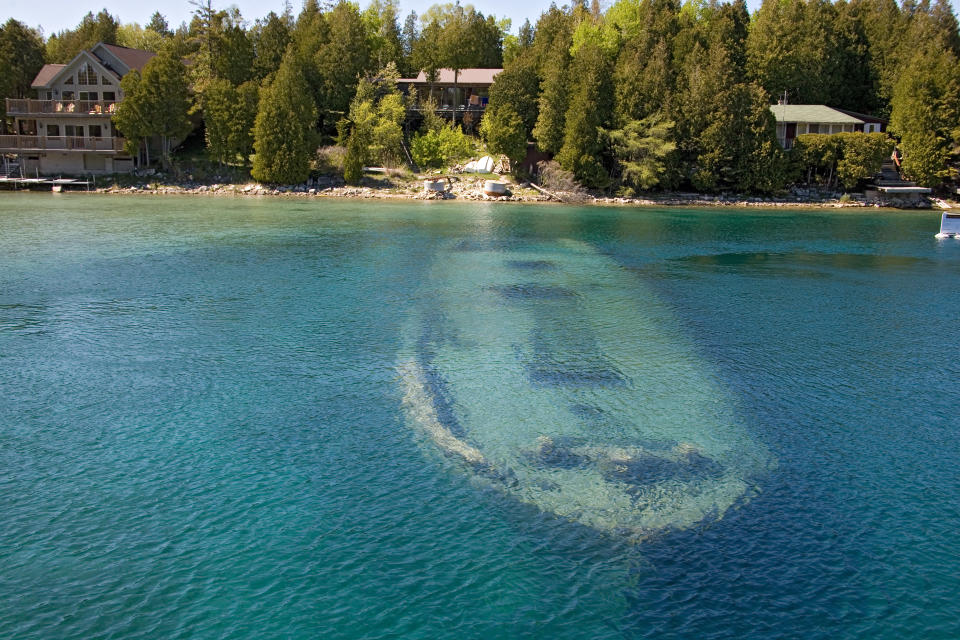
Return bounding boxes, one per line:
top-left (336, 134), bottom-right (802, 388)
top-left (399, 236), bottom-right (774, 540)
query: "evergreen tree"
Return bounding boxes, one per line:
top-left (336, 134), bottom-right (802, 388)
top-left (0, 19), bottom-right (45, 131)
top-left (693, 82), bottom-right (786, 193)
top-left (889, 46), bottom-right (960, 187)
top-left (252, 53), bottom-right (318, 183)
top-left (146, 12), bottom-right (172, 37)
top-left (532, 35), bottom-right (570, 155)
top-left (606, 116), bottom-right (676, 193)
top-left (112, 45), bottom-right (191, 169)
top-left (203, 78), bottom-right (259, 164)
top-left (315, 1), bottom-right (372, 130)
top-left (480, 104), bottom-right (528, 166)
top-left (46, 10), bottom-right (120, 63)
top-left (251, 12), bottom-right (291, 82)
top-left (556, 41), bottom-right (613, 188)
top-left (401, 11), bottom-right (418, 75)
top-left (487, 56), bottom-right (539, 132)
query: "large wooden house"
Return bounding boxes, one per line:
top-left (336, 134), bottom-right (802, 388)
top-left (1, 42), bottom-right (155, 175)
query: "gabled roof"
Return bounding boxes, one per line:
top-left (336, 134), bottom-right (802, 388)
top-left (398, 68), bottom-right (503, 85)
top-left (770, 104), bottom-right (864, 124)
top-left (31, 64), bottom-right (67, 88)
top-left (833, 108), bottom-right (887, 125)
top-left (30, 43), bottom-right (155, 89)
top-left (97, 44), bottom-right (156, 73)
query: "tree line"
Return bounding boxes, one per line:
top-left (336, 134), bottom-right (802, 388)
top-left (1, 0), bottom-right (958, 192)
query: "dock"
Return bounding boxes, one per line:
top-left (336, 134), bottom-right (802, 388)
top-left (0, 177), bottom-right (92, 191)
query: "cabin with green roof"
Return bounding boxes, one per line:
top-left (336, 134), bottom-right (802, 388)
top-left (770, 104), bottom-right (886, 150)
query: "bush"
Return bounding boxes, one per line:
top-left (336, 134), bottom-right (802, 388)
top-left (536, 160), bottom-right (583, 193)
top-left (315, 145), bottom-right (346, 175)
top-left (410, 126), bottom-right (475, 169)
top-left (792, 132), bottom-right (893, 190)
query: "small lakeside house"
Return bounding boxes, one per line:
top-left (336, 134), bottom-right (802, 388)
top-left (397, 68), bottom-right (502, 130)
top-left (2, 42), bottom-right (155, 175)
top-left (770, 104), bottom-right (886, 149)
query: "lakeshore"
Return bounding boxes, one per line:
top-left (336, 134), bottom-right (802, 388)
top-left (5, 174), bottom-right (953, 210)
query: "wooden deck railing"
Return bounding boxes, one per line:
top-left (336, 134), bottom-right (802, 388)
top-left (5, 98), bottom-right (118, 116)
top-left (0, 135), bottom-right (126, 152)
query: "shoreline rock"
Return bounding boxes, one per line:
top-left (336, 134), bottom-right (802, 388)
top-left (74, 179), bottom-right (949, 210)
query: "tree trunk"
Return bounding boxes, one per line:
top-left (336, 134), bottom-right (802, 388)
top-left (452, 69), bottom-right (459, 125)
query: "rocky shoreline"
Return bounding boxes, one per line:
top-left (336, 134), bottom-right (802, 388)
top-left (48, 174), bottom-right (952, 209)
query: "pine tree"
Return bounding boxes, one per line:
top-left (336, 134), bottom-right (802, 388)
top-left (889, 47), bottom-right (960, 187)
top-left (252, 53), bottom-right (318, 183)
top-left (251, 12), bottom-right (291, 82)
top-left (532, 35), bottom-right (570, 155)
top-left (556, 41), bottom-right (613, 188)
top-left (0, 19), bottom-right (45, 132)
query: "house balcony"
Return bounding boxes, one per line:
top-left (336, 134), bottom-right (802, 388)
top-left (6, 98), bottom-right (118, 116)
top-left (0, 135), bottom-right (127, 153)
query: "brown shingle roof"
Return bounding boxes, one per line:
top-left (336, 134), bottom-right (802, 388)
top-left (98, 44), bottom-right (156, 73)
top-left (31, 64), bottom-right (67, 88)
top-left (398, 68), bottom-right (502, 85)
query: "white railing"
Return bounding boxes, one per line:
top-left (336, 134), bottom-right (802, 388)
top-left (5, 98), bottom-right (118, 116)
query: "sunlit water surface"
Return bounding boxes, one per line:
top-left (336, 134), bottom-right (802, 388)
top-left (1, 194), bottom-right (958, 639)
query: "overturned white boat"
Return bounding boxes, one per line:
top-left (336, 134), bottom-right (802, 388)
top-left (935, 211), bottom-right (960, 239)
top-left (398, 237), bottom-right (774, 540)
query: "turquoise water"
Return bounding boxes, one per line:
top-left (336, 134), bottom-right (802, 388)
top-left (1, 194), bottom-right (958, 638)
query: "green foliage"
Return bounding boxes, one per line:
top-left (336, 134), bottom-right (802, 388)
top-left (363, 0), bottom-right (404, 70)
top-left (889, 46), bottom-right (960, 187)
top-left (343, 131), bottom-right (364, 183)
top-left (480, 104), bottom-right (527, 165)
top-left (532, 35), bottom-right (570, 155)
top-left (251, 12), bottom-right (291, 82)
top-left (116, 23), bottom-right (166, 52)
top-left (556, 41), bottom-right (613, 189)
top-left (792, 132), bottom-right (893, 189)
top-left (46, 10), bottom-right (119, 63)
top-left (252, 53), bottom-right (318, 183)
top-left (314, 1), bottom-right (372, 130)
top-left (203, 78), bottom-right (259, 164)
top-left (606, 116), bottom-right (677, 192)
top-left (410, 125), bottom-right (475, 169)
top-left (341, 64), bottom-right (407, 173)
top-left (692, 82), bottom-right (787, 194)
top-left (112, 45), bottom-right (192, 168)
top-left (835, 132), bottom-right (894, 189)
top-left (791, 133), bottom-right (841, 186)
top-left (0, 19), bottom-right (45, 128)
top-left (487, 56), bottom-right (539, 133)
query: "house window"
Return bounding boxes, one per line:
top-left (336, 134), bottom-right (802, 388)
top-left (46, 91), bottom-right (53, 100)
top-left (101, 75), bottom-right (113, 85)
top-left (62, 90), bottom-right (74, 100)
top-left (808, 124), bottom-right (820, 134)
top-left (89, 125), bottom-right (103, 138)
top-left (79, 91), bottom-right (99, 101)
top-left (77, 63), bottom-right (98, 85)
top-left (64, 75), bottom-right (74, 85)
top-left (103, 91), bottom-right (116, 101)
top-left (47, 124), bottom-right (60, 136)
top-left (65, 125), bottom-right (84, 137)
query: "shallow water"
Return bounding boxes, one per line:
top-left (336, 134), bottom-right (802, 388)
top-left (1, 194), bottom-right (958, 639)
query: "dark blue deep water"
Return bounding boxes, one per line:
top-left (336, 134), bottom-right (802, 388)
top-left (1, 194), bottom-right (958, 639)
